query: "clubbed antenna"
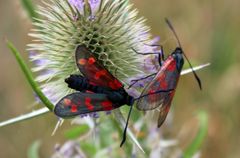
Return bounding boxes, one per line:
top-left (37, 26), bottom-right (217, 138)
top-left (165, 18), bottom-right (202, 90)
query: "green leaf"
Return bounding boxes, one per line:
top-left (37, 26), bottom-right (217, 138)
top-left (183, 110), bottom-right (208, 158)
top-left (80, 143), bottom-right (97, 157)
top-left (7, 41), bottom-right (54, 111)
top-left (27, 140), bottom-right (41, 158)
top-left (21, 0), bottom-right (39, 21)
top-left (64, 125), bottom-right (90, 139)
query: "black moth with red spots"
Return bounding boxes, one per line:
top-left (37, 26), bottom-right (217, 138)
top-left (54, 45), bottom-right (135, 147)
top-left (54, 44), bottom-right (135, 117)
top-left (54, 74), bottom-right (134, 118)
top-left (75, 45), bottom-right (123, 90)
top-left (131, 19), bottom-right (202, 128)
top-left (135, 47), bottom-right (184, 128)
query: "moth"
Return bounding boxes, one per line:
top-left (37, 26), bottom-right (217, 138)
top-left (130, 18), bottom-right (202, 127)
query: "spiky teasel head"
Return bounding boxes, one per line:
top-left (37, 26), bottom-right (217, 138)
top-left (28, 0), bottom-right (159, 103)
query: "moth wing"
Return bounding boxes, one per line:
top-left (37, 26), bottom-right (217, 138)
top-left (54, 92), bottom-right (119, 118)
top-left (75, 45), bottom-right (123, 90)
top-left (136, 57), bottom-right (180, 110)
top-left (157, 91), bottom-right (175, 128)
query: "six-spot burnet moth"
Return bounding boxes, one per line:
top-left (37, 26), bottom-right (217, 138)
top-left (129, 18), bottom-right (202, 128)
top-left (54, 45), bottom-right (134, 147)
top-left (54, 74), bottom-right (134, 118)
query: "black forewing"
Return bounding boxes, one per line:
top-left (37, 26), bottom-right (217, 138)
top-left (75, 45), bottom-right (123, 90)
top-left (54, 92), bottom-right (120, 118)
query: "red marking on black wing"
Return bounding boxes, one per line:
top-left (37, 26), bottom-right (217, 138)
top-left (136, 56), bottom-right (180, 111)
top-left (54, 92), bottom-right (122, 118)
top-left (75, 45), bottom-right (123, 90)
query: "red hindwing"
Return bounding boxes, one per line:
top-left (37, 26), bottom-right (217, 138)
top-left (75, 45), bottom-right (123, 90)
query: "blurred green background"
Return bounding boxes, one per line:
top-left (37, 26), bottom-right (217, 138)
top-left (0, 0), bottom-right (240, 157)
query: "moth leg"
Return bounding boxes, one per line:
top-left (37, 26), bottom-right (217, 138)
top-left (128, 73), bottom-right (157, 89)
top-left (132, 48), bottom-right (160, 55)
top-left (132, 43), bottom-right (165, 65)
top-left (142, 44), bottom-right (165, 66)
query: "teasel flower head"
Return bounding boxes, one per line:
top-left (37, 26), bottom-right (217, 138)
top-left (28, 0), bottom-right (159, 103)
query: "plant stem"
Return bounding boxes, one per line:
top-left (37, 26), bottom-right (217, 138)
top-left (7, 41), bottom-right (54, 111)
top-left (0, 108), bottom-right (49, 127)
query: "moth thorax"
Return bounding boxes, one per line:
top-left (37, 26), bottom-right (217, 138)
top-left (126, 95), bottom-right (134, 106)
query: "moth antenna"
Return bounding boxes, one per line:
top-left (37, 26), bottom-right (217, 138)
top-left (165, 18), bottom-right (202, 90)
top-left (120, 104), bottom-right (134, 147)
top-left (182, 53), bottom-right (202, 90)
top-left (165, 18), bottom-right (182, 48)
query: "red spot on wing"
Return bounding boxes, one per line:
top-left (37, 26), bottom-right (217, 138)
top-left (101, 100), bottom-right (113, 111)
top-left (95, 70), bottom-right (107, 80)
top-left (157, 73), bottom-right (166, 82)
top-left (85, 97), bottom-right (94, 111)
top-left (109, 79), bottom-right (122, 90)
top-left (78, 58), bottom-right (87, 65)
top-left (167, 60), bottom-right (176, 72)
top-left (88, 57), bottom-right (96, 65)
top-left (148, 90), bottom-right (155, 94)
top-left (148, 89), bottom-right (156, 101)
top-left (64, 98), bottom-right (72, 106)
top-left (71, 104), bottom-right (78, 113)
top-left (160, 80), bottom-right (168, 89)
